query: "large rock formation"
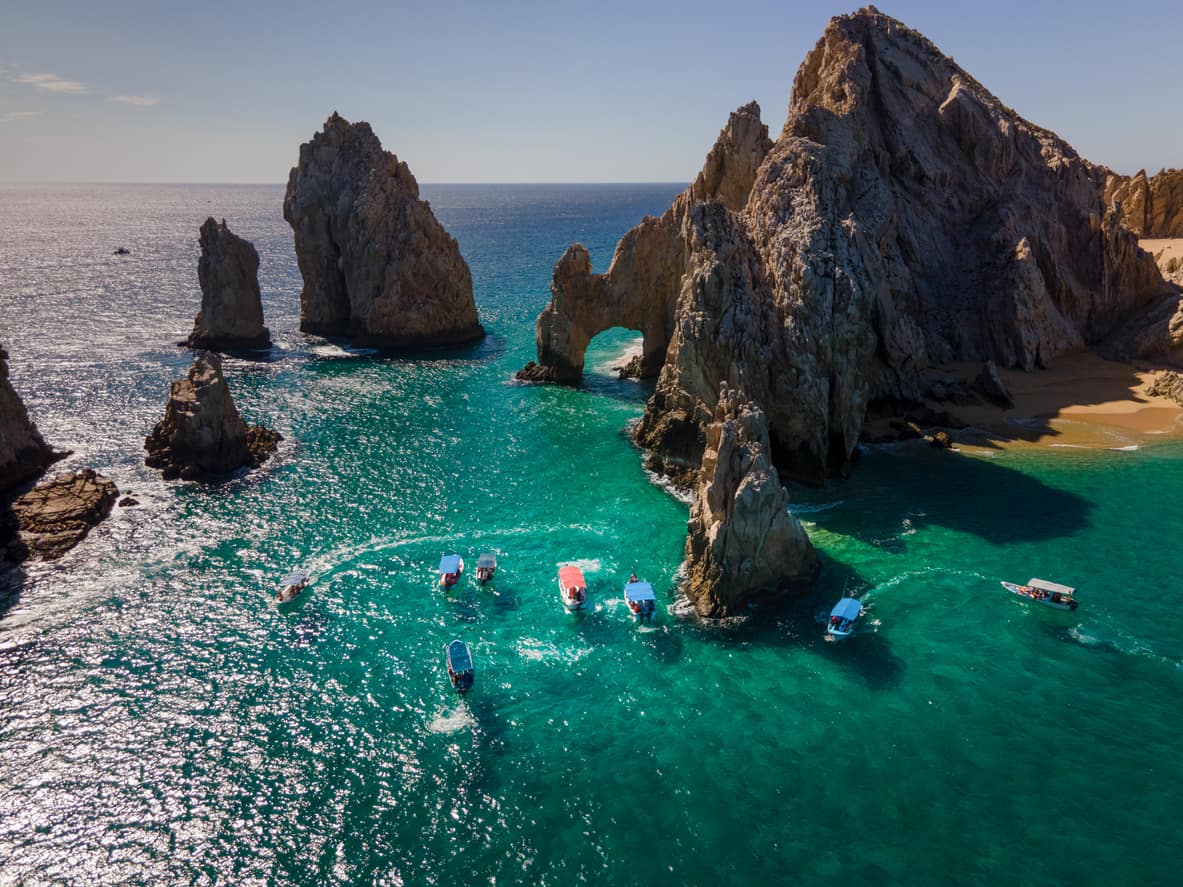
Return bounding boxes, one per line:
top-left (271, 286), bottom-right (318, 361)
top-left (0, 345), bottom-right (56, 492)
top-left (186, 218), bottom-right (270, 350)
top-left (5, 469), bottom-right (118, 562)
top-left (523, 7), bottom-right (1183, 485)
top-left (1104, 168), bottom-right (1183, 238)
top-left (145, 353), bottom-right (280, 481)
top-left (283, 112), bottom-right (484, 347)
top-left (683, 385), bottom-right (819, 617)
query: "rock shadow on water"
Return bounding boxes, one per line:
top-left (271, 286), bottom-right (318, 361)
top-left (301, 332), bottom-right (506, 365)
top-left (0, 559), bottom-right (28, 620)
top-left (798, 445), bottom-right (1093, 545)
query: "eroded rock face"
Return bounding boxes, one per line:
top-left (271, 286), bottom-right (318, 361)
top-left (186, 218), bottom-right (270, 350)
top-left (683, 385), bottom-right (819, 617)
top-left (5, 469), bottom-right (117, 562)
top-left (283, 112), bottom-right (484, 347)
top-left (0, 345), bottom-right (56, 493)
top-left (144, 353), bottom-right (280, 481)
top-left (1104, 168), bottom-right (1183, 238)
top-left (524, 8), bottom-right (1181, 485)
top-left (1148, 370), bottom-right (1183, 406)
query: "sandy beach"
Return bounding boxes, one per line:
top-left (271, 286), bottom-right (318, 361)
top-left (940, 352), bottom-right (1183, 450)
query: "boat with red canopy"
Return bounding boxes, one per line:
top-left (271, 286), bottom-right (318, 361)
top-left (558, 565), bottom-right (587, 611)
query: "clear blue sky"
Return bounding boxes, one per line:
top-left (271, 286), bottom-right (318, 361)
top-left (1, 0), bottom-right (1179, 183)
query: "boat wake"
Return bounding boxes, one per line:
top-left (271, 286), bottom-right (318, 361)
top-left (427, 705), bottom-right (477, 734)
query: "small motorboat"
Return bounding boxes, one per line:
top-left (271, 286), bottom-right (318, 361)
top-left (558, 564), bottom-right (587, 611)
top-left (827, 596), bottom-right (863, 639)
top-left (445, 640), bottom-right (474, 693)
top-left (438, 554), bottom-right (464, 589)
top-left (1001, 578), bottom-right (1078, 610)
top-left (275, 569), bottom-right (310, 606)
top-left (475, 552), bottom-right (497, 586)
top-left (623, 577), bottom-right (656, 624)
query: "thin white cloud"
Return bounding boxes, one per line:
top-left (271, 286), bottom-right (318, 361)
top-left (14, 72), bottom-right (88, 94)
top-left (109, 94), bottom-right (159, 106)
top-left (0, 110), bottom-right (44, 122)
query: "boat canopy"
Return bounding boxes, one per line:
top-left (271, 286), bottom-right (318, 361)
top-left (1029, 578), bottom-right (1075, 596)
top-left (439, 554), bottom-right (462, 574)
top-left (831, 597), bottom-right (862, 620)
top-left (477, 553), bottom-right (497, 569)
top-left (446, 640), bottom-right (473, 673)
top-left (624, 581), bottom-right (656, 602)
top-left (282, 570), bottom-right (309, 586)
top-left (558, 565), bottom-right (586, 588)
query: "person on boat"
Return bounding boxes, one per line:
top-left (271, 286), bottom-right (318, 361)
top-left (629, 572), bottom-right (638, 583)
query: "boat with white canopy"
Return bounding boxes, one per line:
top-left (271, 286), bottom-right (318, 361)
top-left (439, 554), bottom-right (464, 589)
top-left (1001, 578), bottom-right (1078, 610)
top-left (558, 565), bottom-right (587, 611)
top-left (623, 579), bottom-right (656, 624)
top-left (275, 569), bottom-right (310, 606)
top-left (827, 597), bottom-right (863, 639)
top-left (475, 553), bottom-right (497, 585)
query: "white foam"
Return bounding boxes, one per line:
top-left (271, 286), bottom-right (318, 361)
top-left (427, 706), bottom-right (476, 734)
top-left (791, 500), bottom-right (844, 514)
top-left (559, 558), bottom-right (602, 573)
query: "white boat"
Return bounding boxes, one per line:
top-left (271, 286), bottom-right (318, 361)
top-left (475, 552), bottom-right (497, 586)
top-left (1001, 578), bottom-right (1078, 610)
top-left (275, 569), bottom-right (310, 606)
top-left (558, 564), bottom-right (587, 611)
top-left (439, 554), bottom-right (464, 589)
top-left (827, 597), bottom-right (863, 638)
top-left (623, 577), bottom-right (656, 624)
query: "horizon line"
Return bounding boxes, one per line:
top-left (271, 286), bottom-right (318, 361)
top-left (0, 180), bottom-right (693, 188)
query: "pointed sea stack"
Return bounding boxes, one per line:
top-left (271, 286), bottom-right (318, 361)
top-left (283, 112), bottom-right (484, 347)
top-left (683, 385), bottom-right (819, 617)
top-left (145, 353), bottom-right (280, 481)
top-left (185, 218), bottom-right (270, 351)
top-left (0, 345), bottom-right (57, 492)
top-left (524, 7), bottom-right (1182, 486)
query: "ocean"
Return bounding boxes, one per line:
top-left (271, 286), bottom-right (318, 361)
top-left (1, 183), bottom-right (1180, 885)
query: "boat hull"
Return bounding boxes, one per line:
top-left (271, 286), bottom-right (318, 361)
top-left (1001, 581), bottom-right (1077, 610)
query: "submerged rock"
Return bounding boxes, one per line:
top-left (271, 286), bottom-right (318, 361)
top-left (186, 218), bottom-right (270, 351)
top-left (0, 345), bottom-right (57, 493)
top-left (523, 9), bottom-right (1181, 486)
top-left (5, 469), bottom-right (118, 562)
top-left (144, 353), bottom-right (280, 481)
top-left (283, 112), bottom-right (484, 347)
top-left (683, 385), bottom-right (819, 618)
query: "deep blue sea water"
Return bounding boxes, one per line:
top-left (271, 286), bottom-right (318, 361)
top-left (1, 183), bottom-right (1181, 885)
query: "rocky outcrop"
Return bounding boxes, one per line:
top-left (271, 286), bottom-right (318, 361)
top-left (1104, 168), bottom-right (1183, 238)
top-left (0, 346), bottom-right (57, 493)
top-left (4, 469), bottom-right (117, 562)
top-left (145, 353), bottom-right (280, 481)
top-left (283, 112), bottom-right (484, 347)
top-left (973, 361), bottom-right (1014, 409)
top-left (1147, 370), bottom-right (1183, 406)
top-left (185, 218), bottom-right (270, 350)
top-left (683, 385), bottom-right (819, 617)
top-left (524, 8), bottom-right (1182, 485)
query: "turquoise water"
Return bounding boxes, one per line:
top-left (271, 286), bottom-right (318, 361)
top-left (1, 184), bottom-right (1181, 885)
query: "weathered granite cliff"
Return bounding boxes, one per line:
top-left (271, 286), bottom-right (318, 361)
top-left (0, 345), bottom-right (56, 492)
top-left (186, 218), bottom-right (270, 350)
top-left (1104, 168), bottom-right (1183, 238)
top-left (683, 385), bottom-right (819, 617)
top-left (523, 7), bottom-right (1182, 487)
top-left (145, 353), bottom-right (280, 481)
top-left (283, 113), bottom-right (484, 347)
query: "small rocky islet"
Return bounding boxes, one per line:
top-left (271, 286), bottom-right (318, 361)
top-left (2, 7), bottom-right (1182, 617)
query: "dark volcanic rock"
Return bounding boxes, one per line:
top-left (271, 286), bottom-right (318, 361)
top-left (0, 345), bottom-right (57, 493)
top-left (973, 360), bottom-right (1015, 409)
top-left (145, 353), bottom-right (280, 481)
top-left (523, 9), bottom-right (1182, 487)
top-left (283, 112), bottom-right (484, 347)
top-left (929, 430), bottom-right (954, 449)
top-left (682, 385), bottom-right (819, 617)
top-left (5, 469), bottom-right (118, 562)
top-left (186, 218), bottom-right (270, 350)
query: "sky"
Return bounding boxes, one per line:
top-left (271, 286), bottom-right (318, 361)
top-left (0, 0), bottom-right (1179, 183)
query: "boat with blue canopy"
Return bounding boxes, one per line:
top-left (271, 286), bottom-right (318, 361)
top-left (445, 640), bottom-right (474, 693)
top-left (439, 554), bottom-right (464, 589)
top-left (827, 596), bottom-right (863, 639)
top-left (476, 553), bottom-right (497, 585)
top-left (558, 565), bottom-right (587, 610)
top-left (275, 569), bottom-right (310, 606)
top-left (623, 579), bottom-right (656, 624)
